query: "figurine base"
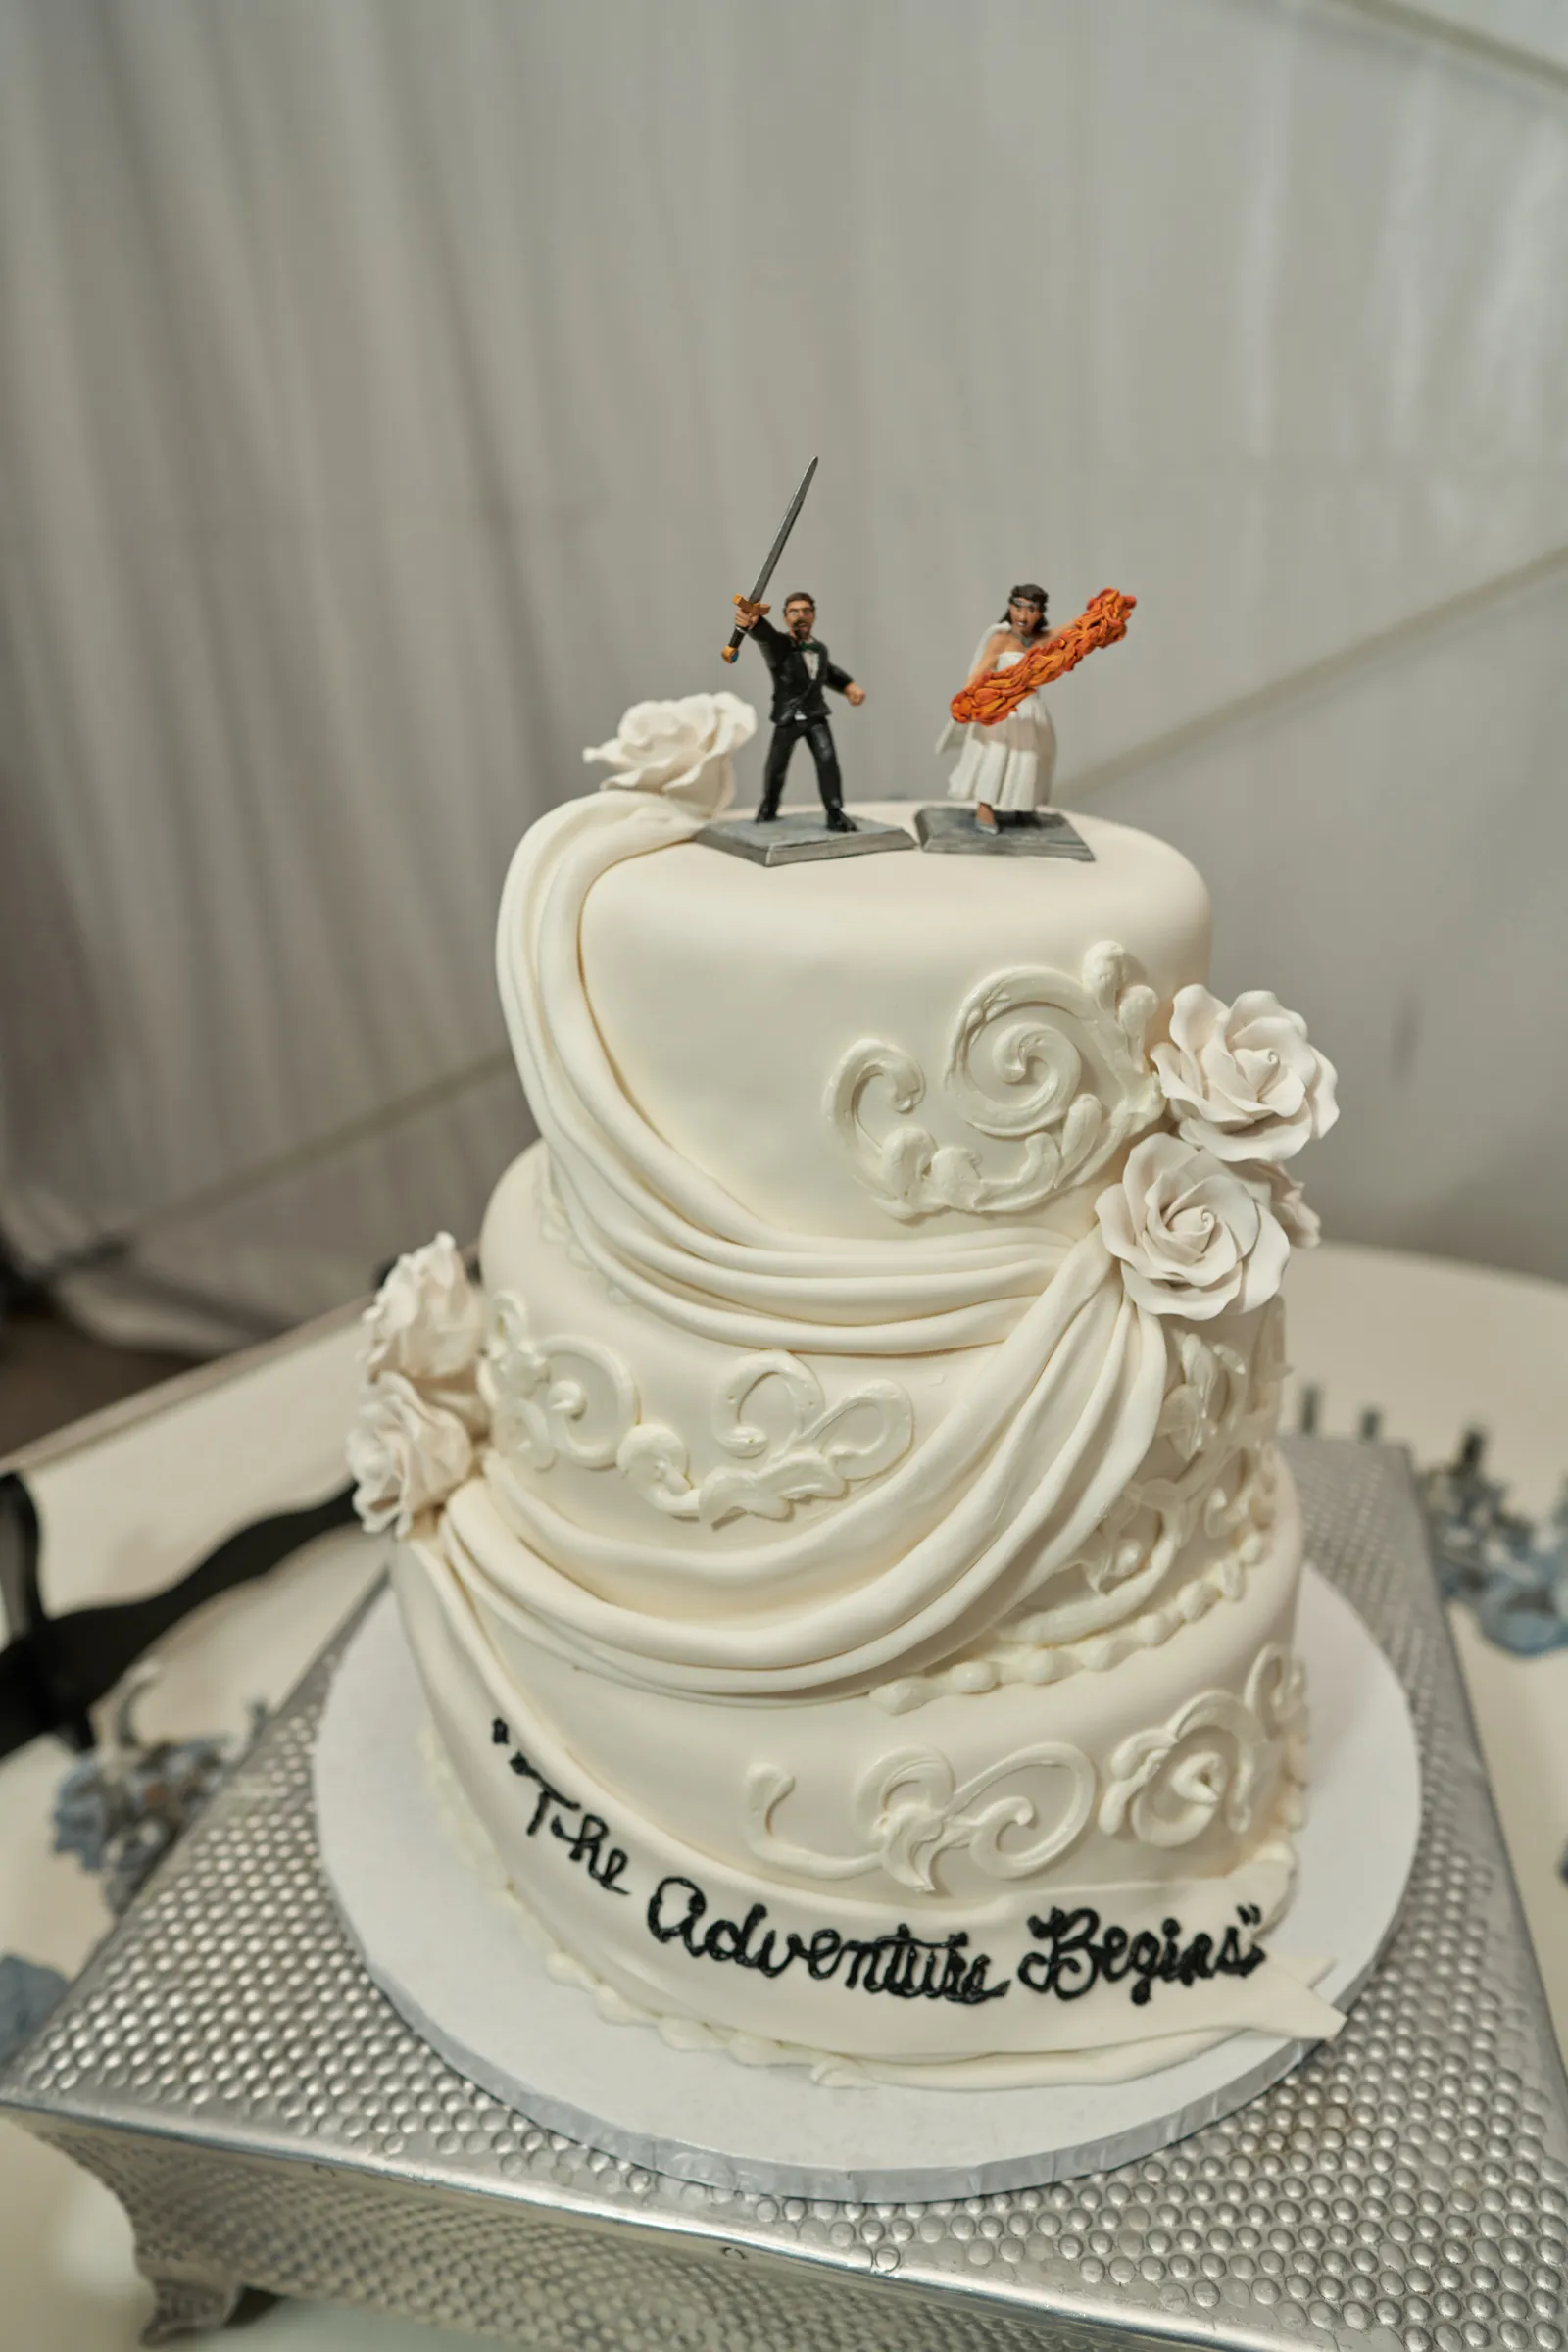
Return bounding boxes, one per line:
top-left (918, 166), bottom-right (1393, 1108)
top-left (694, 811), bottom-right (915, 866)
top-left (915, 806), bottom-right (1094, 859)
top-left (312, 1567), bottom-right (1419, 2202)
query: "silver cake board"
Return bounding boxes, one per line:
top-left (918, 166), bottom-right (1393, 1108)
top-left (4, 1442), bottom-right (1567, 2352)
top-left (692, 810), bottom-right (915, 864)
top-left (312, 1567), bottom-right (1419, 2203)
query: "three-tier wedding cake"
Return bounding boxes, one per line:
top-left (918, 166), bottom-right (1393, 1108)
top-left (347, 692), bottom-right (1344, 2088)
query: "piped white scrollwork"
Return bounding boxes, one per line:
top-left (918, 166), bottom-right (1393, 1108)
top-left (618, 1351), bottom-right (914, 1527)
top-left (480, 1295), bottom-right (638, 1472)
top-left (1099, 1640), bottom-right (1306, 1849)
top-left (827, 944), bottom-right (1163, 1222)
top-left (1249, 1642), bottom-right (1309, 1755)
top-left (482, 1298), bottom-right (913, 1531)
top-left (746, 1742), bottom-right (1097, 1893)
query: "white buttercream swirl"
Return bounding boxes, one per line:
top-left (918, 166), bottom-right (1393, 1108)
top-left (582, 692), bottom-right (755, 818)
top-left (1152, 986), bottom-right (1338, 1165)
top-left (1096, 1135), bottom-right (1291, 1321)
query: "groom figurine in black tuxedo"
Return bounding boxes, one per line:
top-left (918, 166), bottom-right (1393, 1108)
top-left (732, 590), bottom-right (866, 831)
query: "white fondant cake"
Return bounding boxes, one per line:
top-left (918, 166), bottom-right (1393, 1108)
top-left (348, 693), bottom-right (1344, 2088)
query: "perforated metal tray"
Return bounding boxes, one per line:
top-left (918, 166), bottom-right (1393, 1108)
top-left (3, 1440), bottom-right (1566, 2351)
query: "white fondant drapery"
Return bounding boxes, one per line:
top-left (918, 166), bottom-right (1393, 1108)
top-left (450, 1224), bottom-right (1169, 1694)
top-left (454, 775), bottom-right (1175, 1697)
top-left (2, 0), bottom-right (1567, 1344)
top-left (496, 789), bottom-right (1059, 1354)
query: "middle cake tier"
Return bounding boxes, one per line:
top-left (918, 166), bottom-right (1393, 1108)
top-left (472, 1141), bottom-right (1287, 1688)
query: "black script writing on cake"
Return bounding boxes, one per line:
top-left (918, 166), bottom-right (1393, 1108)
top-left (1019, 1903), bottom-right (1268, 2007)
top-left (489, 1716), bottom-right (629, 1895)
top-left (646, 1876), bottom-right (1008, 2006)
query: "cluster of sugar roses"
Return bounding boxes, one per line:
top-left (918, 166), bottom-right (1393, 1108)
top-left (346, 1233), bottom-right (486, 1538)
top-left (1095, 989), bottom-right (1338, 1323)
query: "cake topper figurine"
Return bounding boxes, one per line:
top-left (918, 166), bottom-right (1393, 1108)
top-left (732, 587), bottom-right (866, 832)
top-left (720, 457), bottom-right (865, 833)
top-left (939, 585), bottom-right (1137, 838)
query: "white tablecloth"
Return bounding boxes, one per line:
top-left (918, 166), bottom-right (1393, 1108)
top-left (3, 1241), bottom-right (1565, 2348)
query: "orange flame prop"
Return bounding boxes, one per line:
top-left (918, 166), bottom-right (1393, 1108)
top-left (949, 588), bottom-right (1137, 727)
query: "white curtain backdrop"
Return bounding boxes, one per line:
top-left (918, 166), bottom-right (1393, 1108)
top-left (1, 0), bottom-right (1565, 1348)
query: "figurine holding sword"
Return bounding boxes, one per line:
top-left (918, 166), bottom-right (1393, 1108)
top-left (723, 459), bottom-right (866, 831)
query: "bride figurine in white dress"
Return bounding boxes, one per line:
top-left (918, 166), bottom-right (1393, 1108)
top-left (938, 583), bottom-right (1057, 832)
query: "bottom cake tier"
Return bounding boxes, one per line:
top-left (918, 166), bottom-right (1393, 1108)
top-left (393, 1453), bottom-right (1346, 2087)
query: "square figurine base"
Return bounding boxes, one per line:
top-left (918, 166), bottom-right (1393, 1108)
top-left (916, 805), bottom-right (1094, 859)
top-left (2, 1444), bottom-right (1566, 2351)
top-left (693, 811), bottom-right (915, 866)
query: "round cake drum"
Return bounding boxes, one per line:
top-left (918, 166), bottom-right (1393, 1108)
top-left (314, 1571), bottom-right (1419, 2202)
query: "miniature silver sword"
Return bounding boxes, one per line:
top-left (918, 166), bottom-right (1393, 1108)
top-left (720, 456), bottom-right (818, 662)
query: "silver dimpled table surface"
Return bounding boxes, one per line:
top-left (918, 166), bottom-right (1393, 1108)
top-left (2, 1439), bottom-right (1566, 2352)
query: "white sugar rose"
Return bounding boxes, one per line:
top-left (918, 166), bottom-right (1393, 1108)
top-left (1241, 1159), bottom-right (1321, 1249)
top-left (583, 692), bottom-right (757, 819)
top-left (347, 1372), bottom-right (474, 1538)
top-left (1152, 987), bottom-right (1338, 1164)
top-left (362, 1232), bottom-right (482, 1391)
top-left (1097, 1134), bottom-right (1291, 1321)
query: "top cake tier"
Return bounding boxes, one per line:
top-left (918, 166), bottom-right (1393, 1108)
top-left (575, 805), bottom-right (1211, 1243)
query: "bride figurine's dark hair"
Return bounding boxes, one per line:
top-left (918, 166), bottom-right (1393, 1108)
top-left (1001, 584), bottom-right (1049, 629)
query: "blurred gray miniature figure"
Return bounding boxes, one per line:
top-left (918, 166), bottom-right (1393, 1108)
top-left (53, 1663), bottom-right (264, 1914)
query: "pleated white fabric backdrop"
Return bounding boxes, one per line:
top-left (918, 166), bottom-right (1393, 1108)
top-left (1, 0), bottom-right (1565, 1347)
